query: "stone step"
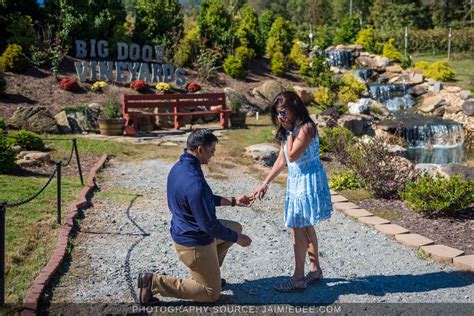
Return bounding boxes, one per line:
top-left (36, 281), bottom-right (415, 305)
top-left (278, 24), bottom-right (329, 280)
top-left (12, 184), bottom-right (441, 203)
top-left (374, 224), bottom-right (409, 236)
top-left (395, 233), bottom-right (434, 249)
top-left (333, 202), bottom-right (360, 211)
top-left (358, 216), bottom-right (390, 226)
top-left (343, 208), bottom-right (373, 218)
top-left (421, 245), bottom-right (465, 264)
top-left (330, 189), bottom-right (338, 195)
top-left (331, 195), bottom-right (348, 203)
top-left (453, 255), bottom-right (474, 272)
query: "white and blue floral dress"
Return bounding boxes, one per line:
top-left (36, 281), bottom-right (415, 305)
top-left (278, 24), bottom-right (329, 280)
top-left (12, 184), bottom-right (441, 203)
top-left (283, 135), bottom-right (332, 228)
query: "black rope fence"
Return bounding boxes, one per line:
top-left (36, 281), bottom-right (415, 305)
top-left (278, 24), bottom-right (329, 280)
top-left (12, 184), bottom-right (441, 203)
top-left (0, 138), bottom-right (85, 306)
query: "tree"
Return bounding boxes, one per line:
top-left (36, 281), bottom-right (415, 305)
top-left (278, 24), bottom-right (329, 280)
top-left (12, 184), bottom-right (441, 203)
top-left (265, 17), bottom-right (294, 58)
top-left (135, 0), bottom-right (183, 52)
top-left (197, 0), bottom-right (232, 52)
top-left (429, 0), bottom-right (469, 27)
top-left (304, 0), bottom-right (333, 26)
top-left (257, 9), bottom-right (278, 56)
top-left (334, 15), bottom-right (361, 44)
top-left (369, 0), bottom-right (432, 31)
top-left (236, 6), bottom-right (260, 52)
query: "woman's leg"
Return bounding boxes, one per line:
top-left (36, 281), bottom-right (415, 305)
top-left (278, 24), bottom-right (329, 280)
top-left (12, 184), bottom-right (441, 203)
top-left (292, 227), bottom-right (308, 279)
top-left (305, 226), bottom-right (321, 271)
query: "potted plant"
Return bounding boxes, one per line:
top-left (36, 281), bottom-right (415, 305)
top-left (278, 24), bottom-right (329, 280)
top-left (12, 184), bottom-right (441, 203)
top-left (229, 100), bottom-right (246, 128)
top-left (98, 97), bottom-right (124, 136)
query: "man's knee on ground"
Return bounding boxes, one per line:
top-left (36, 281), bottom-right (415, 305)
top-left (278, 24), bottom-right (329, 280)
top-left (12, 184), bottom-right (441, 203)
top-left (200, 286), bottom-right (221, 303)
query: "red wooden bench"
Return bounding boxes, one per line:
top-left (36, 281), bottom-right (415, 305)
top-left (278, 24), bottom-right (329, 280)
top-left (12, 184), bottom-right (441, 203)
top-left (122, 93), bottom-right (231, 135)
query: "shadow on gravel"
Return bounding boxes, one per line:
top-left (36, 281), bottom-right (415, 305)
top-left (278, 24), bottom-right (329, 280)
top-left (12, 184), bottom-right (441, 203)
top-left (218, 271), bottom-right (474, 304)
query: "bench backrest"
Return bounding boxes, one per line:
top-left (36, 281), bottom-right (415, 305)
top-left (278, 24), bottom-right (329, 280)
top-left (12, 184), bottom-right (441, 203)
top-left (122, 93), bottom-right (226, 113)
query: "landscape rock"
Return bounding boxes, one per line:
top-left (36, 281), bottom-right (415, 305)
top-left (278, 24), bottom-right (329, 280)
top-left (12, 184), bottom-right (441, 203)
top-left (251, 80), bottom-right (286, 106)
top-left (244, 143), bottom-right (279, 166)
top-left (9, 106), bottom-right (58, 134)
top-left (293, 86), bottom-right (316, 105)
top-left (54, 111), bottom-right (72, 134)
top-left (337, 114), bottom-right (373, 136)
top-left (459, 90), bottom-right (472, 100)
top-left (224, 87), bottom-right (260, 115)
top-left (348, 98), bottom-right (371, 115)
top-left (441, 163), bottom-right (474, 181)
top-left (418, 96), bottom-right (447, 113)
top-left (462, 99), bottom-right (474, 116)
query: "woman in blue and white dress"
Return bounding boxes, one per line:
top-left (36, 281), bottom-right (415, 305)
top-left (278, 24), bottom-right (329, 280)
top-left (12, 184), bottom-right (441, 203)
top-left (254, 91), bottom-right (332, 292)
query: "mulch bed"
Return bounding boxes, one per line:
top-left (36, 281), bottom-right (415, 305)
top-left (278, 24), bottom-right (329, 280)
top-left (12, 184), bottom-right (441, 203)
top-left (321, 155), bottom-right (473, 256)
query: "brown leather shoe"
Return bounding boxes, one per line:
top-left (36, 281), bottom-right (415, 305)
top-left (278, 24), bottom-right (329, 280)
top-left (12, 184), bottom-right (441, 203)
top-left (137, 272), bottom-right (160, 306)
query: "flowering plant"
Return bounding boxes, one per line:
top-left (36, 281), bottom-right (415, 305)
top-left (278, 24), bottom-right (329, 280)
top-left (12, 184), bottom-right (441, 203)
top-left (155, 82), bottom-right (171, 92)
top-left (91, 81), bottom-right (108, 92)
top-left (130, 80), bottom-right (147, 92)
top-left (185, 82), bottom-right (201, 92)
top-left (59, 78), bottom-right (79, 92)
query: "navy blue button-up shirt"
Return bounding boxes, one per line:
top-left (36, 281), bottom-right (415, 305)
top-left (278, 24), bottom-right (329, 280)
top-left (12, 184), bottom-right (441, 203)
top-left (167, 150), bottom-right (238, 246)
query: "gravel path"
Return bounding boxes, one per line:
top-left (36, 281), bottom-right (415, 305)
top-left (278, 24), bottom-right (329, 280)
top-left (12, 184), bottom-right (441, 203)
top-left (47, 157), bottom-right (474, 307)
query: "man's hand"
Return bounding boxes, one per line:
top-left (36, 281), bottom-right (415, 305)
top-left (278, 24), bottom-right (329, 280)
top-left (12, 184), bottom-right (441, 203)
top-left (236, 233), bottom-right (252, 247)
top-left (236, 194), bottom-right (256, 207)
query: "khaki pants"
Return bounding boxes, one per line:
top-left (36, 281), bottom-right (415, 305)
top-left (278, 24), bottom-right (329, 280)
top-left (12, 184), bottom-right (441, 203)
top-left (151, 219), bottom-right (242, 302)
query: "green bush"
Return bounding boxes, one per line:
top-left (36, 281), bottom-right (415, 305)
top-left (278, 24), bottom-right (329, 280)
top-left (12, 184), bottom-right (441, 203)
top-left (197, 0), bottom-right (231, 52)
top-left (382, 38), bottom-right (401, 62)
top-left (329, 169), bottom-right (365, 191)
top-left (235, 46), bottom-right (255, 69)
top-left (314, 87), bottom-right (335, 109)
top-left (414, 61), bottom-right (430, 70)
top-left (0, 135), bottom-right (16, 174)
top-left (29, 46), bottom-right (52, 69)
top-left (5, 13), bottom-right (37, 52)
top-left (223, 55), bottom-right (245, 79)
top-left (337, 72), bottom-right (367, 103)
top-left (289, 40), bottom-right (309, 67)
top-left (424, 61), bottom-right (455, 81)
top-left (0, 72), bottom-right (6, 94)
top-left (355, 27), bottom-right (378, 53)
top-left (0, 119), bottom-right (6, 130)
top-left (334, 15), bottom-right (361, 45)
top-left (303, 52), bottom-right (334, 88)
top-left (314, 26), bottom-right (334, 49)
top-left (266, 17), bottom-right (294, 58)
top-left (7, 130), bottom-right (45, 151)
top-left (0, 44), bottom-right (28, 73)
top-left (257, 10), bottom-right (278, 57)
top-left (338, 86), bottom-right (359, 103)
top-left (174, 24), bottom-right (201, 67)
top-left (400, 54), bottom-right (412, 69)
top-left (270, 51), bottom-right (286, 77)
top-left (236, 6), bottom-right (259, 52)
top-left (401, 175), bottom-right (474, 216)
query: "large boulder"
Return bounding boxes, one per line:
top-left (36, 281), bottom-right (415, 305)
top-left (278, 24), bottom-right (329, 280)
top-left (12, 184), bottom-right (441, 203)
top-left (244, 143), bottom-right (279, 166)
top-left (66, 105), bottom-right (100, 133)
top-left (337, 114), bottom-right (373, 136)
top-left (251, 80), bottom-right (286, 111)
top-left (375, 56), bottom-right (391, 69)
top-left (54, 111), bottom-right (72, 134)
top-left (408, 84), bottom-right (428, 97)
top-left (9, 106), bottom-right (58, 134)
top-left (224, 87), bottom-right (260, 115)
top-left (418, 96), bottom-right (447, 113)
top-left (293, 86), bottom-right (317, 105)
top-left (396, 71), bottom-right (424, 85)
top-left (356, 56), bottom-right (377, 69)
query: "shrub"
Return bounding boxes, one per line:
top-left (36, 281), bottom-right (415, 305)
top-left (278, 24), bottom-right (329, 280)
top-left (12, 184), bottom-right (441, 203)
top-left (322, 127), bottom-right (355, 165)
top-left (236, 6), bottom-right (259, 52)
top-left (304, 52), bottom-right (334, 89)
top-left (91, 81), bottom-right (108, 93)
top-left (130, 80), bottom-right (147, 92)
top-left (235, 46), bottom-right (255, 69)
top-left (266, 17), bottom-right (294, 58)
top-left (338, 86), bottom-right (359, 103)
top-left (349, 138), bottom-right (417, 199)
top-left (0, 44), bottom-right (28, 73)
top-left (5, 14), bottom-right (37, 52)
top-left (338, 72), bottom-right (367, 104)
top-left (30, 46), bottom-right (52, 69)
top-left (270, 51), bottom-right (286, 77)
top-left (0, 135), bottom-right (16, 174)
top-left (401, 175), bottom-right (474, 217)
top-left (223, 55), bottom-right (245, 79)
top-left (424, 61), bottom-right (455, 81)
top-left (334, 15), bottom-right (361, 45)
top-left (289, 41), bottom-right (309, 67)
top-left (329, 169), bottom-right (365, 191)
top-left (257, 10), bottom-right (278, 57)
top-left (355, 27), bottom-right (377, 53)
top-left (59, 78), bottom-right (80, 92)
top-left (314, 26), bottom-right (334, 49)
top-left (193, 48), bottom-right (220, 83)
top-left (174, 24), bottom-right (201, 67)
top-left (100, 97), bottom-right (122, 119)
top-left (0, 72), bottom-right (6, 94)
top-left (400, 54), bottom-right (412, 69)
top-left (197, 0), bottom-right (231, 52)
top-left (185, 82), bottom-right (201, 92)
top-left (156, 82), bottom-right (171, 92)
top-left (313, 87), bottom-right (335, 110)
top-left (382, 38), bottom-right (401, 62)
top-left (0, 119), bottom-right (5, 130)
top-left (7, 130), bottom-right (45, 150)
top-left (414, 61), bottom-right (430, 70)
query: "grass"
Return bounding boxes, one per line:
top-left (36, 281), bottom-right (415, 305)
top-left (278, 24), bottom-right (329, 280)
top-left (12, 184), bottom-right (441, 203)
top-left (370, 208), bottom-right (401, 221)
top-left (411, 53), bottom-right (474, 91)
top-left (340, 189), bottom-right (372, 202)
top-left (0, 175), bottom-right (83, 303)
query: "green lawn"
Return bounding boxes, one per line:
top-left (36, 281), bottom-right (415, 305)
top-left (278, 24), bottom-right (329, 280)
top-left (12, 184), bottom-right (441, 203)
top-left (411, 53), bottom-right (474, 91)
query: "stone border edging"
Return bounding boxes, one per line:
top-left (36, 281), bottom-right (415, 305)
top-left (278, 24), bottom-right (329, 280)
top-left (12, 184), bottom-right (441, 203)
top-left (21, 154), bottom-right (109, 315)
top-left (330, 190), bottom-right (473, 273)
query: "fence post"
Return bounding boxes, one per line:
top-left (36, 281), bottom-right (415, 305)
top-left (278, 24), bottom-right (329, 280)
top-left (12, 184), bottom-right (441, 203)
top-left (404, 26), bottom-right (408, 56)
top-left (56, 161), bottom-right (62, 225)
top-left (447, 27), bottom-right (452, 61)
top-left (72, 139), bottom-right (84, 186)
top-left (0, 201), bottom-right (6, 307)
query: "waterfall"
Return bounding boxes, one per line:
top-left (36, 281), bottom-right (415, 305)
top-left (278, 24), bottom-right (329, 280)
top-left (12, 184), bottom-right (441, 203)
top-left (368, 83), bottom-right (415, 112)
top-left (326, 50), bottom-right (355, 68)
top-left (402, 123), bottom-right (464, 148)
top-left (354, 69), bottom-right (373, 82)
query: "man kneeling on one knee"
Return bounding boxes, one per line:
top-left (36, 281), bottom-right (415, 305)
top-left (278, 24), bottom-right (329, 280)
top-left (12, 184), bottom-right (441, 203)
top-left (138, 129), bottom-right (254, 305)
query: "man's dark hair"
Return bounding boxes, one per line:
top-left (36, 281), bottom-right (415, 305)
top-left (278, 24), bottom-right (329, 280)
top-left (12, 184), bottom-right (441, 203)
top-left (187, 128), bottom-right (218, 151)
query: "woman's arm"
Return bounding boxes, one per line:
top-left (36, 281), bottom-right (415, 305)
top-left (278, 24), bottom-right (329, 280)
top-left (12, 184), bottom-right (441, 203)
top-left (286, 124), bottom-right (315, 162)
top-left (254, 145), bottom-right (286, 199)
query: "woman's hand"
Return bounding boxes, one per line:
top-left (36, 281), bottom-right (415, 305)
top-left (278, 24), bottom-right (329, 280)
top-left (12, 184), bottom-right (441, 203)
top-left (253, 182), bottom-right (268, 200)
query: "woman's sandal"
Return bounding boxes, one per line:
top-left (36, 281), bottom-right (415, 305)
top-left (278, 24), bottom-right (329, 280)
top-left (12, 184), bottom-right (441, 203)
top-left (274, 277), bottom-right (307, 292)
top-left (305, 268), bottom-right (323, 285)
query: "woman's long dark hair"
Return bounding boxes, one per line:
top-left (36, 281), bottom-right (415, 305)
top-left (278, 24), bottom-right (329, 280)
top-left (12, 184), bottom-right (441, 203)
top-left (270, 91), bottom-right (316, 143)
